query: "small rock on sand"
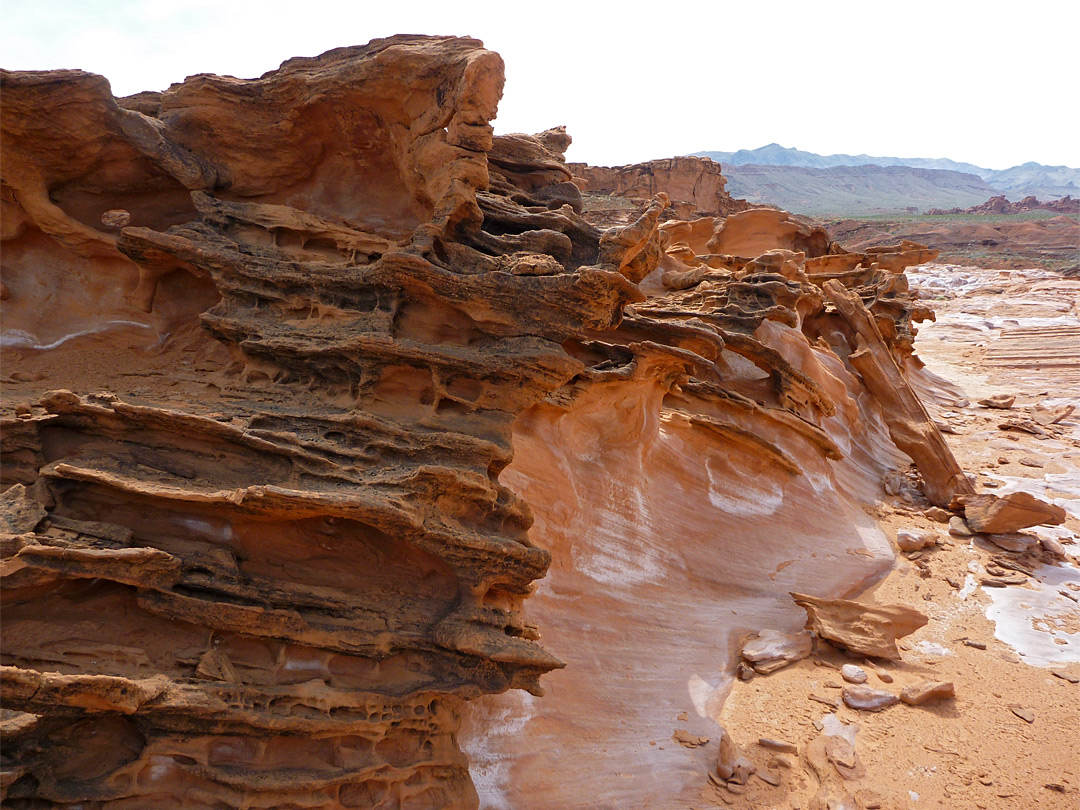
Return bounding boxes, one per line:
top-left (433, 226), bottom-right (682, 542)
top-left (672, 729), bottom-right (710, 748)
top-left (900, 680), bottom-right (955, 705)
top-left (758, 738), bottom-right (798, 754)
top-left (756, 768), bottom-right (782, 786)
top-left (897, 529), bottom-right (938, 552)
top-left (924, 507), bottom-right (951, 523)
top-left (842, 685), bottom-right (899, 711)
top-left (1009, 705), bottom-right (1035, 724)
top-left (1039, 536), bottom-right (1066, 559)
top-left (840, 664), bottom-right (868, 684)
top-left (978, 394), bottom-right (1015, 409)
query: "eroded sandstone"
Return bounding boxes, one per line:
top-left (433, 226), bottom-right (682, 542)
top-left (1, 35), bottom-right (1069, 810)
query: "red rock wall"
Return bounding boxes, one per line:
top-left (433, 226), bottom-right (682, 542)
top-left (2, 36), bottom-right (972, 810)
top-left (570, 156), bottom-right (750, 217)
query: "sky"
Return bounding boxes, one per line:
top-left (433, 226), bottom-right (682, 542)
top-left (2, 0), bottom-right (1078, 170)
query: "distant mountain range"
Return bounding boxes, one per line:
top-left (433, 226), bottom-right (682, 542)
top-left (691, 144), bottom-right (1079, 215)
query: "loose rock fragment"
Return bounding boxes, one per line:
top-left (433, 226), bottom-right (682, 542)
top-left (978, 394), bottom-right (1015, 409)
top-left (716, 727), bottom-right (755, 784)
top-left (842, 685), bottom-right (899, 711)
top-left (896, 528), bottom-right (938, 552)
top-left (1039, 536), bottom-right (1067, 559)
top-left (924, 507), bottom-right (952, 523)
top-left (983, 532), bottom-right (1038, 553)
top-left (0, 485), bottom-right (47, 534)
top-left (840, 664), bottom-right (868, 684)
top-left (100, 209), bottom-right (131, 229)
top-left (673, 729), bottom-right (709, 748)
top-left (756, 768), bottom-right (782, 786)
top-left (741, 629), bottom-right (813, 674)
top-left (1009, 705), bottom-right (1035, 723)
top-left (900, 680), bottom-right (955, 705)
top-left (758, 737), bottom-right (798, 754)
top-left (1031, 404), bottom-right (1075, 425)
top-left (791, 592), bottom-right (928, 660)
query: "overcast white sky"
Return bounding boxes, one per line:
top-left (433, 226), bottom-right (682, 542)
top-left (3, 0), bottom-right (1077, 170)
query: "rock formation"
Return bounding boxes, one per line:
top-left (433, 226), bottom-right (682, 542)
top-left (569, 156), bottom-right (750, 218)
top-left (928, 194), bottom-right (1080, 216)
top-left (1, 35), bottom-right (1070, 810)
top-left (0, 36), bottom-right (648, 808)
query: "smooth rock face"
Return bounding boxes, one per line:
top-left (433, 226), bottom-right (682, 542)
top-left (900, 680), bottom-right (955, 705)
top-left (842, 686), bottom-right (900, 711)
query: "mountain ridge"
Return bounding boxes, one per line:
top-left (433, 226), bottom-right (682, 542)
top-left (689, 144), bottom-right (1079, 214)
top-left (692, 144), bottom-right (1079, 204)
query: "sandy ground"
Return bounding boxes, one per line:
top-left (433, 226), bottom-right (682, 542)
top-left (699, 263), bottom-right (1080, 810)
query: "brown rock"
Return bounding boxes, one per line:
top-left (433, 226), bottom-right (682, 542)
top-left (0, 29), bottom-right (1002, 809)
top-left (100, 209), bottom-right (131, 229)
top-left (716, 727), bottom-right (756, 784)
top-left (842, 685), bottom-right (900, 711)
top-left (758, 737), bottom-right (799, 754)
top-left (897, 528), bottom-right (938, 552)
top-left (756, 768), bottom-right (782, 786)
top-left (570, 156), bottom-right (748, 217)
top-left (672, 729), bottom-right (709, 748)
top-left (983, 532), bottom-right (1039, 553)
top-left (949, 516), bottom-right (975, 537)
top-left (0, 484), bottom-right (47, 534)
top-left (791, 592), bottom-right (929, 660)
top-left (955, 491), bottom-right (1066, 534)
top-left (1009, 705), bottom-right (1035, 723)
top-left (900, 680), bottom-right (955, 705)
top-left (924, 507), bottom-right (952, 523)
top-left (1031, 403), bottom-right (1075, 425)
top-left (978, 394), bottom-right (1015, 409)
top-left (840, 664), bottom-right (868, 684)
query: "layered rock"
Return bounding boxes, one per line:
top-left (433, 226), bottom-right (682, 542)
top-left (570, 156), bottom-right (750, 218)
top-left (928, 194), bottom-right (1080, 216)
top-left (459, 186), bottom-right (979, 808)
top-left (2, 35), bottom-right (1062, 810)
top-left (0, 37), bottom-right (646, 809)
